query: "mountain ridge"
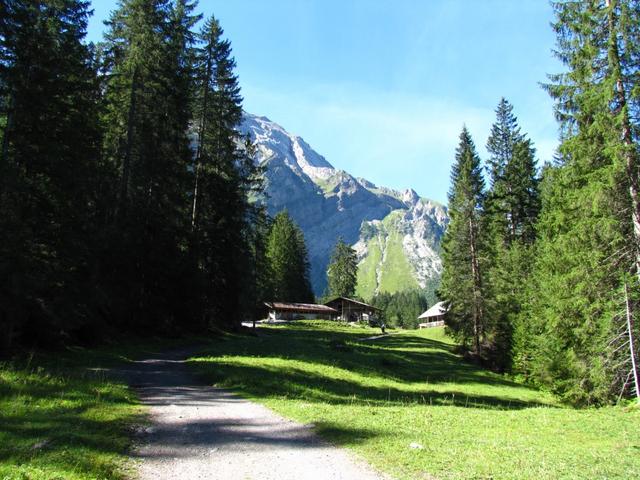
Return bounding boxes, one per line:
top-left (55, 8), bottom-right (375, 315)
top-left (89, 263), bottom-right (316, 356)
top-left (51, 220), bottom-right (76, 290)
top-left (239, 112), bottom-right (448, 297)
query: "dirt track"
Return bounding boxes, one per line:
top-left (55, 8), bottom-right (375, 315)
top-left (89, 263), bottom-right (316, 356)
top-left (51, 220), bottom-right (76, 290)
top-left (123, 347), bottom-right (388, 480)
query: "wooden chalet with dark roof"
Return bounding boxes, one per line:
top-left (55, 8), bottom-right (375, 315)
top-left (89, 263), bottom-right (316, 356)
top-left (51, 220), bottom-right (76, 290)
top-left (323, 297), bottom-right (381, 322)
top-left (264, 302), bottom-right (338, 321)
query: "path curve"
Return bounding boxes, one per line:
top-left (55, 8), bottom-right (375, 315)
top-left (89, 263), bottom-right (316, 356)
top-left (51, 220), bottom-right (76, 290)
top-left (123, 347), bottom-right (388, 480)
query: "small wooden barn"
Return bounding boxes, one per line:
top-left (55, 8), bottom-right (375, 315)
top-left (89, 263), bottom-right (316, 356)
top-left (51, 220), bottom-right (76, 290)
top-left (264, 302), bottom-right (338, 321)
top-left (418, 301), bottom-right (447, 328)
top-left (323, 297), bottom-right (380, 322)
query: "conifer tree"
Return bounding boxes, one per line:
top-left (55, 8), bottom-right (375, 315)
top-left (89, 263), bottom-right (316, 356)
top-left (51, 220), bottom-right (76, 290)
top-left (484, 98), bottom-right (540, 370)
top-left (485, 98), bottom-right (539, 245)
top-left (327, 238), bottom-right (358, 299)
top-left (0, 1), bottom-right (266, 346)
top-left (439, 127), bottom-right (487, 355)
top-left (370, 290), bottom-right (428, 329)
top-left (243, 206), bottom-right (274, 318)
top-left (266, 211), bottom-right (314, 303)
top-left (189, 14), bottom-right (262, 328)
top-left (0, 0), bottom-right (102, 348)
top-left (191, 14), bottom-right (242, 231)
top-left (100, 0), bottom-right (195, 330)
top-left (522, 0), bottom-right (640, 403)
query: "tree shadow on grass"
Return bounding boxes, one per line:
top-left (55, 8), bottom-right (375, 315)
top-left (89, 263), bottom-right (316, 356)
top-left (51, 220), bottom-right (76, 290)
top-left (194, 325), bottom-right (541, 397)
top-left (189, 359), bottom-right (550, 410)
top-left (0, 364), bottom-right (143, 479)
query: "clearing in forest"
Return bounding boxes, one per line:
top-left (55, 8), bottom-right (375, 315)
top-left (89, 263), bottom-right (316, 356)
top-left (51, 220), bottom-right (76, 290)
top-left (190, 321), bottom-right (640, 480)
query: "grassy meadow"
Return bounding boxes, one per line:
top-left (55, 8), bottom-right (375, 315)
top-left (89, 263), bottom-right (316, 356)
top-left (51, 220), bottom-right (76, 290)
top-left (0, 338), bottom-right (196, 480)
top-left (2, 322), bottom-right (638, 480)
top-left (190, 321), bottom-right (640, 480)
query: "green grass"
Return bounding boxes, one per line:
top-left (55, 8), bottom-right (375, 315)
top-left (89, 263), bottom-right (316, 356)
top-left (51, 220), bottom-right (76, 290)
top-left (377, 230), bottom-right (419, 293)
top-left (356, 211), bottom-right (420, 299)
top-left (0, 337), bottom-right (201, 480)
top-left (356, 234), bottom-right (383, 299)
top-left (0, 357), bottom-right (138, 479)
top-left (190, 321), bottom-right (640, 480)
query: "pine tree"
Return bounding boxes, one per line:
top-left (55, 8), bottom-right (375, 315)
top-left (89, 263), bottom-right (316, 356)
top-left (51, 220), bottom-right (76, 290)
top-left (242, 205), bottom-right (274, 319)
top-left (191, 14), bottom-right (243, 231)
top-left (327, 238), bottom-right (358, 299)
top-left (370, 290), bottom-right (428, 329)
top-left (439, 127), bottom-right (487, 355)
top-left (266, 211), bottom-right (314, 303)
top-left (521, 0), bottom-right (640, 403)
top-left (484, 98), bottom-right (540, 370)
top-left (485, 98), bottom-right (539, 245)
top-left (293, 227), bottom-right (315, 302)
top-left (0, 1), bottom-right (265, 345)
top-left (100, 0), bottom-right (196, 330)
top-left (189, 14), bottom-right (262, 329)
top-left (0, 0), bottom-right (102, 349)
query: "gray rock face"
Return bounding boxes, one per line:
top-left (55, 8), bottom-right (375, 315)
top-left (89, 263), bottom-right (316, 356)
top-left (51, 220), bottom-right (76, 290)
top-left (239, 113), bottom-right (448, 295)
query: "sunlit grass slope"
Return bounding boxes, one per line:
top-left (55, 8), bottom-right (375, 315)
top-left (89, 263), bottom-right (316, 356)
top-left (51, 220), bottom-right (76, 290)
top-left (356, 211), bottom-right (419, 299)
top-left (355, 235), bottom-right (383, 298)
top-left (190, 321), bottom-right (640, 480)
top-left (0, 346), bottom-right (149, 480)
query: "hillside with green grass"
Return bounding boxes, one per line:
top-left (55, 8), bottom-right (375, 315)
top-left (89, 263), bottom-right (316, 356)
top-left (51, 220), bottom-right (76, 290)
top-left (355, 210), bottom-right (420, 299)
top-left (190, 321), bottom-right (640, 480)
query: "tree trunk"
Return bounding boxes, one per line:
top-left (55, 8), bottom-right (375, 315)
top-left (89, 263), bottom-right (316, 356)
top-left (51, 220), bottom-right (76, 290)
top-left (469, 216), bottom-right (482, 354)
top-left (120, 66), bottom-right (140, 213)
top-left (624, 282), bottom-right (640, 402)
top-left (1, 92), bottom-right (14, 167)
top-left (192, 44), bottom-right (214, 231)
top-left (607, 0), bottom-right (640, 279)
top-left (0, 92), bottom-right (15, 201)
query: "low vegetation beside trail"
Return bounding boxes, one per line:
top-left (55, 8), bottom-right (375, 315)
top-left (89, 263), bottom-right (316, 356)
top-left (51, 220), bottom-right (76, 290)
top-left (190, 321), bottom-right (640, 480)
top-left (0, 338), bottom-right (201, 480)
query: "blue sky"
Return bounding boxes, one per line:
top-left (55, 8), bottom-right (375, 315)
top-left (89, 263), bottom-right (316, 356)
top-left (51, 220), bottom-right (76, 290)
top-left (87, 0), bottom-right (561, 203)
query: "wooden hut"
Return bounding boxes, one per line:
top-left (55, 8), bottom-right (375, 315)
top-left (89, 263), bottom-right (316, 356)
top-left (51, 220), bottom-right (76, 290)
top-left (264, 302), bottom-right (338, 321)
top-left (323, 297), bottom-right (380, 322)
top-left (418, 301), bottom-right (447, 328)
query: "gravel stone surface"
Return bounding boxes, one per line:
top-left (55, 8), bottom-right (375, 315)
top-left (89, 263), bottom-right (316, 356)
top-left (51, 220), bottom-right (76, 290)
top-left (123, 347), bottom-right (388, 480)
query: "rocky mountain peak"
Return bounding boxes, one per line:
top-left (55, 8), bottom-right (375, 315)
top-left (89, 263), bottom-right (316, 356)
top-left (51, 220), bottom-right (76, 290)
top-left (239, 112), bottom-right (448, 296)
top-left (401, 188), bottom-right (420, 206)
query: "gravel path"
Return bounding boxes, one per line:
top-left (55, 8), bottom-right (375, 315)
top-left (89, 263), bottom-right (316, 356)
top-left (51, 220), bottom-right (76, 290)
top-left (123, 347), bottom-right (388, 480)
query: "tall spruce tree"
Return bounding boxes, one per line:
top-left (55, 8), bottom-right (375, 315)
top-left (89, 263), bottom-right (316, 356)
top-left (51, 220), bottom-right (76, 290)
top-left (439, 127), bottom-right (487, 355)
top-left (485, 98), bottom-right (539, 245)
top-left (327, 238), bottom-right (358, 299)
top-left (0, 1), bottom-right (266, 347)
top-left (101, 0), bottom-right (195, 331)
top-left (522, 0), bottom-right (640, 403)
top-left (242, 205), bottom-right (274, 318)
top-left (190, 14), bottom-right (261, 329)
top-left (484, 99), bottom-right (540, 370)
top-left (266, 211), bottom-right (314, 303)
top-left (0, 0), bottom-right (102, 349)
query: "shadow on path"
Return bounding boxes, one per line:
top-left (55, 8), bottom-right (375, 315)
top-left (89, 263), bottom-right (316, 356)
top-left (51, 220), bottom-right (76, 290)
top-left (120, 347), bottom-right (386, 480)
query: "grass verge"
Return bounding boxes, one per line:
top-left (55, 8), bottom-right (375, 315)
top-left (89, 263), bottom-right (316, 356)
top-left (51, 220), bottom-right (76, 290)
top-left (0, 336), bottom-right (203, 480)
top-left (189, 321), bottom-right (640, 480)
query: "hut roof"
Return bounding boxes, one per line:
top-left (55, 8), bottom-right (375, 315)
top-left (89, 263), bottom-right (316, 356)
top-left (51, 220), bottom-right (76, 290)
top-left (418, 301), bottom-right (448, 319)
top-left (324, 297), bottom-right (381, 311)
top-left (264, 302), bottom-right (338, 314)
